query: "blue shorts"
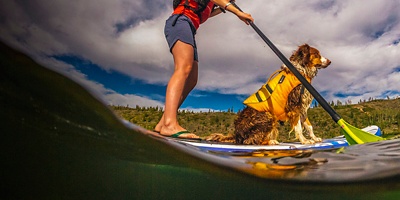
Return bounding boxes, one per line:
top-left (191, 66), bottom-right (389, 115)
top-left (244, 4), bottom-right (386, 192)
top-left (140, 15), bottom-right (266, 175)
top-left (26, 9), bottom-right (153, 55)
top-left (164, 14), bottom-right (198, 62)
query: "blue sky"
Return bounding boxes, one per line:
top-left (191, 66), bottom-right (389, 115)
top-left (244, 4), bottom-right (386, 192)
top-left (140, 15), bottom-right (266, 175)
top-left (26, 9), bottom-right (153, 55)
top-left (1, 0), bottom-right (399, 112)
top-left (54, 54), bottom-right (246, 111)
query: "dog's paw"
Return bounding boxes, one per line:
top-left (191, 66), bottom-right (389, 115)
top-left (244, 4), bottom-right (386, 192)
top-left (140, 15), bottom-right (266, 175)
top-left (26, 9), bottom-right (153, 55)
top-left (300, 139), bottom-right (315, 145)
top-left (268, 140), bottom-right (280, 145)
top-left (312, 137), bottom-right (322, 142)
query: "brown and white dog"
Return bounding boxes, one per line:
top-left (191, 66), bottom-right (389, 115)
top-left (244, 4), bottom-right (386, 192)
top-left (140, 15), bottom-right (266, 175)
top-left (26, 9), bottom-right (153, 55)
top-left (206, 44), bottom-right (331, 145)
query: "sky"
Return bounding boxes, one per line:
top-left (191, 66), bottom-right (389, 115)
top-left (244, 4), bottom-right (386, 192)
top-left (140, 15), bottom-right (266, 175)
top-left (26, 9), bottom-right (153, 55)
top-left (1, 0), bottom-right (399, 112)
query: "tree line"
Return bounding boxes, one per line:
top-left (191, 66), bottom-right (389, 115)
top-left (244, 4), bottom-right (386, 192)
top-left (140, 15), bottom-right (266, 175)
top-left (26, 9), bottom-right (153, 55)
top-left (111, 98), bottom-right (400, 140)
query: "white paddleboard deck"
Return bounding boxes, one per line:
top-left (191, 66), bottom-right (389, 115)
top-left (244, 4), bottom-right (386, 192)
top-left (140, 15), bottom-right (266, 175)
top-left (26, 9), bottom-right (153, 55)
top-left (171, 126), bottom-right (381, 153)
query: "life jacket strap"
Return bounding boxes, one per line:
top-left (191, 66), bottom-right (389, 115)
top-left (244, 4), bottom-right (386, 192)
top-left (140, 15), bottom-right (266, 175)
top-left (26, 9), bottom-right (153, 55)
top-left (297, 84), bottom-right (306, 104)
top-left (300, 85), bottom-right (305, 95)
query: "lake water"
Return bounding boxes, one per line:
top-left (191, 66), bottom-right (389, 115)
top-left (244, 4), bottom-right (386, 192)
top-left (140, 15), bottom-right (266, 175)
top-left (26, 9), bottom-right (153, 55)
top-left (1, 41), bottom-right (400, 199)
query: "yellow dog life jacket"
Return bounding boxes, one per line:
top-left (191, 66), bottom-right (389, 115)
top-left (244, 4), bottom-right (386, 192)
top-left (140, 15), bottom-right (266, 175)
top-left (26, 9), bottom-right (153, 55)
top-left (243, 70), bottom-right (311, 121)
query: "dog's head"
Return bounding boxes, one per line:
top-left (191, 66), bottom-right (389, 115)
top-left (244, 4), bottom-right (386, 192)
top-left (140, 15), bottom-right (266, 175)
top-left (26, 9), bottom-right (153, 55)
top-left (285, 44), bottom-right (331, 78)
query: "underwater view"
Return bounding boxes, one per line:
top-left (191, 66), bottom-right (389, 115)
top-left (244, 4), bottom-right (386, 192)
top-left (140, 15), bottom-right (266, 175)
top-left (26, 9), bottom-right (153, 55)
top-left (1, 41), bottom-right (400, 199)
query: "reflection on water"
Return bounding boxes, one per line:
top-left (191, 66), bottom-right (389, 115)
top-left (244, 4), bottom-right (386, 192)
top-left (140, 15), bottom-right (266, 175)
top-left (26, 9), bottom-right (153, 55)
top-left (1, 41), bottom-right (400, 199)
top-left (170, 138), bottom-right (400, 183)
top-left (242, 141), bottom-right (400, 182)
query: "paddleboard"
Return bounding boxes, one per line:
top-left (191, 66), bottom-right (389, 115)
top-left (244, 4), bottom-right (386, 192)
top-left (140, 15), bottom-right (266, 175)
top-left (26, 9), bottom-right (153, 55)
top-left (167, 125), bottom-right (381, 153)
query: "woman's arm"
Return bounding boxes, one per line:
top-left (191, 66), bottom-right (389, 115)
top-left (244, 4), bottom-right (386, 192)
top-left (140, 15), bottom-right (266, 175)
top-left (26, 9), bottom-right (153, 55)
top-left (209, 5), bottom-right (223, 18)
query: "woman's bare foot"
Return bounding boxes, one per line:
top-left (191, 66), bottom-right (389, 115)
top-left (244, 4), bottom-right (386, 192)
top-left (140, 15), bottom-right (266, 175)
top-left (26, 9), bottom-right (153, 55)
top-left (155, 115), bottom-right (199, 139)
top-left (158, 125), bottom-right (199, 139)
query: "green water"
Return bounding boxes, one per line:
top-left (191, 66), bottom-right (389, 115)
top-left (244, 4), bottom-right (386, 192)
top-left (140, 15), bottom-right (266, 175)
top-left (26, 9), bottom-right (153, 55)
top-left (1, 41), bottom-right (400, 199)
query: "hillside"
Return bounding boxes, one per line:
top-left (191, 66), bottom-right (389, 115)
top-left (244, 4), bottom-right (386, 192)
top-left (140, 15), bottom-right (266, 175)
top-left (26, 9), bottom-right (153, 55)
top-left (111, 98), bottom-right (400, 141)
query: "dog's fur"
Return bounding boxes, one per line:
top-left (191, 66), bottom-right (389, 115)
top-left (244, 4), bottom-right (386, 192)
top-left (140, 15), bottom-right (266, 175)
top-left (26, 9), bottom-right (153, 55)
top-left (206, 44), bottom-right (331, 145)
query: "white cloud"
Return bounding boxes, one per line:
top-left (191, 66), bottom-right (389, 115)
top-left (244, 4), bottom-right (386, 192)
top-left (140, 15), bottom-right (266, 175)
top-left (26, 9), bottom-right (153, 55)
top-left (1, 0), bottom-right (399, 109)
top-left (179, 107), bottom-right (220, 113)
top-left (105, 93), bottom-right (164, 108)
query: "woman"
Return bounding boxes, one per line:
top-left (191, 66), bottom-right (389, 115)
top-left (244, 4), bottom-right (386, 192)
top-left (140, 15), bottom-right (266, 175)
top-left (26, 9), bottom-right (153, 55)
top-left (155, 0), bottom-right (254, 139)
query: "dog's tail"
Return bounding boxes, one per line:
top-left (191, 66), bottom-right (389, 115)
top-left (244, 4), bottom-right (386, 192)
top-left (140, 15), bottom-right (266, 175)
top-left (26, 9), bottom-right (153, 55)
top-left (204, 133), bottom-right (235, 143)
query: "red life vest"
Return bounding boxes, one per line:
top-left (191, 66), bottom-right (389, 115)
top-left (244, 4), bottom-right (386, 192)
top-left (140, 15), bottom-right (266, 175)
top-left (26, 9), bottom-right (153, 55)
top-left (172, 0), bottom-right (214, 29)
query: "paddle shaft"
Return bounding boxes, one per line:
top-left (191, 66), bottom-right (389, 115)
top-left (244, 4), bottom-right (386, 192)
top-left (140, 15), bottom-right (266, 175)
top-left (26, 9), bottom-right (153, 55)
top-left (233, 2), bottom-right (341, 123)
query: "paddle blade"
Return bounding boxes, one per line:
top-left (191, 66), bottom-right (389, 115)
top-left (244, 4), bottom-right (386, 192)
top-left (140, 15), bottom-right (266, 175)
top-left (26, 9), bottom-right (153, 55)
top-left (337, 119), bottom-right (385, 145)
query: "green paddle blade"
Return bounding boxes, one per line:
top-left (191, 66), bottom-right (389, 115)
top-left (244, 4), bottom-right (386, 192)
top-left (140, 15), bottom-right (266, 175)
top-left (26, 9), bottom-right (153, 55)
top-left (337, 119), bottom-right (385, 145)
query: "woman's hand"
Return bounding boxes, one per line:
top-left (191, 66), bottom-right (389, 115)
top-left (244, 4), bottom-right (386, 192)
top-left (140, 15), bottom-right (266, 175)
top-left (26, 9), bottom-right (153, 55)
top-left (236, 11), bottom-right (253, 25)
top-left (212, 0), bottom-right (254, 25)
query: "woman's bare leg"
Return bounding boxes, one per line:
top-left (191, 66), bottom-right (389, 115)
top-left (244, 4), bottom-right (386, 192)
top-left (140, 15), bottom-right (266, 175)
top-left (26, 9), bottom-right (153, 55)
top-left (155, 40), bottom-right (199, 138)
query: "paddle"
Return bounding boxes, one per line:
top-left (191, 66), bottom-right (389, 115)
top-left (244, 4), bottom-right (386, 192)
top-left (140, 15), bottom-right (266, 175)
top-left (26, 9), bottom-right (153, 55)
top-left (232, 2), bottom-right (385, 145)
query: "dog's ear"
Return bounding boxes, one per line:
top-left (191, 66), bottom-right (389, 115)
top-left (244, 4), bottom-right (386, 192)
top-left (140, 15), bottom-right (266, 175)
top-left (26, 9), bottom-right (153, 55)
top-left (290, 44), bottom-right (311, 67)
top-left (301, 44), bottom-right (311, 67)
